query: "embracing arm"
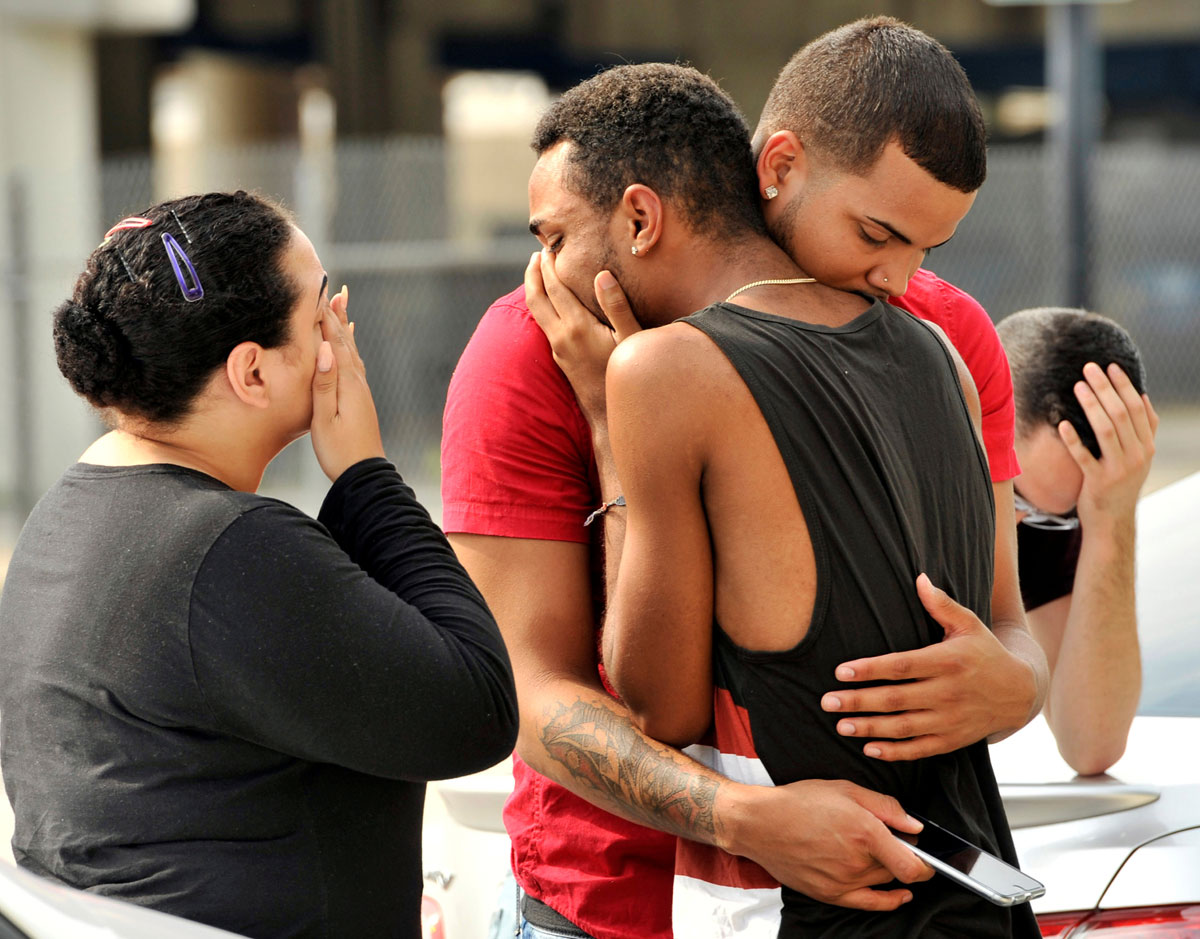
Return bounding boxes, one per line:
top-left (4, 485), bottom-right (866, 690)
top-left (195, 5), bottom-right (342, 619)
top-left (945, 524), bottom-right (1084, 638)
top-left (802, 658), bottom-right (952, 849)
top-left (449, 533), bottom-right (718, 835)
top-left (450, 530), bottom-right (929, 910)
top-left (822, 334), bottom-right (1046, 759)
top-left (599, 330), bottom-right (716, 746)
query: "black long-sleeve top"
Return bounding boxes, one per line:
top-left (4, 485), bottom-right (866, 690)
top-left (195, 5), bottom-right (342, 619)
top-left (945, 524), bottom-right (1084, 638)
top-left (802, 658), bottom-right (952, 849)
top-left (0, 457), bottom-right (517, 938)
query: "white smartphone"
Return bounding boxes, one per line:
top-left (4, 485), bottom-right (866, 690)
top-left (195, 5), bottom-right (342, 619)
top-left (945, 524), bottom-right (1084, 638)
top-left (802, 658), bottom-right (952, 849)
top-left (896, 814), bottom-right (1045, 907)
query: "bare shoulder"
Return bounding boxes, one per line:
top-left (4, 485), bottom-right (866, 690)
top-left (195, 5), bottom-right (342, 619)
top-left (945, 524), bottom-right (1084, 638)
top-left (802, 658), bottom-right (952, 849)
top-left (607, 322), bottom-right (738, 454)
top-left (608, 321), bottom-right (734, 393)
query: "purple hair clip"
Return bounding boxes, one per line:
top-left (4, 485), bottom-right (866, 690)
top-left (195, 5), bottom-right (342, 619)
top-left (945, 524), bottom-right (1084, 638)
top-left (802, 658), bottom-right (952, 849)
top-left (161, 232), bottom-right (204, 302)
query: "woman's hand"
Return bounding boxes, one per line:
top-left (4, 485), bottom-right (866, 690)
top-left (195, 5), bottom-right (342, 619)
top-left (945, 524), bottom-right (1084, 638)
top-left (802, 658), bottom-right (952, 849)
top-left (310, 285), bottom-right (386, 482)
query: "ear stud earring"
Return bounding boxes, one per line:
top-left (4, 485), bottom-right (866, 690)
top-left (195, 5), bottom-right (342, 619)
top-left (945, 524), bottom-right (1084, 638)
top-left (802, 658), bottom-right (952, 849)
top-left (631, 245), bottom-right (639, 256)
top-left (764, 185), bottom-right (779, 200)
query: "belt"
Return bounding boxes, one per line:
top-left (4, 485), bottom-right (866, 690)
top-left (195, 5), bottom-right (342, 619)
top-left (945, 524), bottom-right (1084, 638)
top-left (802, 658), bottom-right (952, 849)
top-left (520, 892), bottom-right (594, 938)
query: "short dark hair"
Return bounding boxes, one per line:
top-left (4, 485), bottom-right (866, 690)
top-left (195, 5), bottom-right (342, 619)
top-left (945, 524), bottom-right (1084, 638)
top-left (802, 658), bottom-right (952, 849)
top-left (998, 307), bottom-right (1147, 459)
top-left (757, 16), bottom-right (986, 193)
top-left (531, 63), bottom-right (766, 237)
top-left (53, 191), bottom-right (299, 424)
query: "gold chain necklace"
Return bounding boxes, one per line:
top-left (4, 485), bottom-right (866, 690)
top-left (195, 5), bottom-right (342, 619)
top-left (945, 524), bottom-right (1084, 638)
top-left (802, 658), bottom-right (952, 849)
top-left (724, 276), bottom-right (817, 303)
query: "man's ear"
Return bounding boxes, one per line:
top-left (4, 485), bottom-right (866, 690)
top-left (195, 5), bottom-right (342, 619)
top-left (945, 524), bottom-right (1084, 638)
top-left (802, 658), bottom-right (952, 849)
top-left (225, 341), bottom-right (271, 409)
top-left (618, 184), bottom-right (663, 256)
top-left (757, 130), bottom-right (808, 197)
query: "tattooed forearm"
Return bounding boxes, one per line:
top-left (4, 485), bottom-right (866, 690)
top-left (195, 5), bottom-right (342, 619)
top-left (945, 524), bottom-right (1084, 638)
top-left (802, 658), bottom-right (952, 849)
top-left (540, 696), bottom-right (720, 840)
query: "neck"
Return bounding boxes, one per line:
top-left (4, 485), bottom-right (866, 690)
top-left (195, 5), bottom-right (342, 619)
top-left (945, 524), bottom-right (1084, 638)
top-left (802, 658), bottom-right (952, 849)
top-left (82, 419), bottom-right (277, 493)
top-left (657, 233), bottom-right (808, 320)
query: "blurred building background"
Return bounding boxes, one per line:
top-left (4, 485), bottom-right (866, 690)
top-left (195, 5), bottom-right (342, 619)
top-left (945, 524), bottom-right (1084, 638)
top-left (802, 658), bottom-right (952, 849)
top-left (2, 0), bottom-right (1199, 543)
top-left (2, 3), bottom-right (1199, 934)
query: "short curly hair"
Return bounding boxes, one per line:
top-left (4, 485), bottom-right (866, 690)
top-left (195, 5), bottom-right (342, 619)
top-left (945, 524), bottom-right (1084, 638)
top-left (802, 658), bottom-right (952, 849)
top-left (53, 191), bottom-right (299, 425)
top-left (757, 17), bottom-right (986, 193)
top-left (998, 307), bottom-right (1147, 459)
top-left (531, 63), bottom-right (765, 237)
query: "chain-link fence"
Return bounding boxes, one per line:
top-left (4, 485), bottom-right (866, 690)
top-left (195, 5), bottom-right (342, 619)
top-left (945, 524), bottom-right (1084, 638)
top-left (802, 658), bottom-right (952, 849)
top-left (2, 137), bottom-right (1199, 541)
top-left (928, 141), bottom-right (1200, 403)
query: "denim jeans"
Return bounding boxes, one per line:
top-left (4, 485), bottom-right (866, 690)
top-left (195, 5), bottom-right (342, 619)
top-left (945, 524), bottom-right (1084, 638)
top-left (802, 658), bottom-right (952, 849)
top-left (487, 870), bottom-right (595, 939)
top-left (486, 869), bottom-right (519, 939)
top-left (521, 920), bottom-right (593, 939)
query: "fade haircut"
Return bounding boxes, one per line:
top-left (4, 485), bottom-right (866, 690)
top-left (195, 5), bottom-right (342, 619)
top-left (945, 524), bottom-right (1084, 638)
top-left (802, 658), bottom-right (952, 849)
top-left (531, 63), bottom-right (766, 237)
top-left (757, 16), bottom-right (987, 193)
top-left (998, 307), bottom-right (1147, 459)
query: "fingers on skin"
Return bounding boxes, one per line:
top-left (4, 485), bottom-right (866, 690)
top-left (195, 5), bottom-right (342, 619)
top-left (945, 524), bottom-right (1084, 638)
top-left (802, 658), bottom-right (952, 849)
top-left (594, 270), bottom-right (639, 342)
top-left (1144, 393), bottom-right (1160, 435)
top-left (1057, 418), bottom-right (1097, 471)
top-left (317, 340), bottom-right (333, 373)
top-left (1078, 364), bottom-right (1129, 456)
top-left (311, 338), bottom-right (337, 424)
top-left (320, 303), bottom-right (364, 376)
top-left (1104, 363), bottom-right (1158, 453)
top-left (331, 284), bottom-right (350, 324)
top-left (540, 249), bottom-right (594, 327)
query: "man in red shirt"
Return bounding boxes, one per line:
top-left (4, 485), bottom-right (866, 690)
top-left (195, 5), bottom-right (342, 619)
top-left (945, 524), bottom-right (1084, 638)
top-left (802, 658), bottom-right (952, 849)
top-left (443, 19), bottom-right (1046, 939)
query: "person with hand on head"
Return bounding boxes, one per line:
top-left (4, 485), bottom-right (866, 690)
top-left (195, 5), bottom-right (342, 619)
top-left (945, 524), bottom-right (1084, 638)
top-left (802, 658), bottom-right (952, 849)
top-left (998, 307), bottom-right (1156, 776)
top-left (0, 191), bottom-right (517, 939)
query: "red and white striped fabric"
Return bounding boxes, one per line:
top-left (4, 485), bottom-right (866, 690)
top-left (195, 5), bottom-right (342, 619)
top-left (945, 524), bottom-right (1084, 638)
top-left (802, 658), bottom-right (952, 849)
top-left (675, 688), bottom-right (783, 938)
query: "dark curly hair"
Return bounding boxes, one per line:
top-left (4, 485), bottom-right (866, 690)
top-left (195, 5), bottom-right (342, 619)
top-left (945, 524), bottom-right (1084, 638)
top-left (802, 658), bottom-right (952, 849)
top-left (531, 63), bottom-right (766, 238)
top-left (998, 307), bottom-right (1147, 459)
top-left (53, 191), bottom-right (299, 424)
top-left (757, 17), bottom-right (987, 193)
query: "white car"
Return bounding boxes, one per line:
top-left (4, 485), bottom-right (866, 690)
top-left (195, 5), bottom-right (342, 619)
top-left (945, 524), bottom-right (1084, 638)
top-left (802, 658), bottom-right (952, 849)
top-left (991, 469), bottom-right (1200, 937)
top-left (0, 858), bottom-right (245, 939)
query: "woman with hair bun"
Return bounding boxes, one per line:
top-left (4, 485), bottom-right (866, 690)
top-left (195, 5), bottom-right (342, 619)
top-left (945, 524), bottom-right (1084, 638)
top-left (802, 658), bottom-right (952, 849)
top-left (0, 191), bottom-right (517, 939)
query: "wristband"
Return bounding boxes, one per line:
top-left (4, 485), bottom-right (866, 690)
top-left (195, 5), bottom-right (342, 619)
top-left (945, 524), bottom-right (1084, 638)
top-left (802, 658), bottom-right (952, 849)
top-left (584, 495), bottom-right (626, 527)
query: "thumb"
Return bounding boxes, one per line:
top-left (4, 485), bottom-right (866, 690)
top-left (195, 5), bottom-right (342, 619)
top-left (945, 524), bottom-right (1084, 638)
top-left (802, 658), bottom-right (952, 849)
top-left (915, 572), bottom-right (976, 639)
top-left (311, 340), bottom-right (336, 422)
top-left (854, 787), bottom-right (922, 836)
top-left (595, 270), bottom-right (641, 342)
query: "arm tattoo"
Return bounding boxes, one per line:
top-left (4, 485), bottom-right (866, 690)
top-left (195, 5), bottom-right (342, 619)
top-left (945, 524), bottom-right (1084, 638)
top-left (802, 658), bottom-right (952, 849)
top-left (540, 696), bottom-right (720, 841)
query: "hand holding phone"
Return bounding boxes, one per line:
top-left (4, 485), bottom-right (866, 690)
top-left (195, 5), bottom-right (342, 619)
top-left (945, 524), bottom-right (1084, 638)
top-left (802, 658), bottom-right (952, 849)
top-left (895, 814), bottom-right (1044, 907)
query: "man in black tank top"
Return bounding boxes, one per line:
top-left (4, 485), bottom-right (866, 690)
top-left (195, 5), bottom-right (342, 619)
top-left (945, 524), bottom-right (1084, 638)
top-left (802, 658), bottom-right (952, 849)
top-left (523, 64), bottom-right (1040, 936)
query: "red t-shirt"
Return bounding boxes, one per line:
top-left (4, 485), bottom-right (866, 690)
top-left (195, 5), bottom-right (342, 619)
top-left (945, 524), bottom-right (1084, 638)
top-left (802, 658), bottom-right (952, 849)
top-left (441, 287), bottom-right (676, 939)
top-left (439, 272), bottom-right (1017, 939)
top-left (892, 268), bottom-right (1020, 483)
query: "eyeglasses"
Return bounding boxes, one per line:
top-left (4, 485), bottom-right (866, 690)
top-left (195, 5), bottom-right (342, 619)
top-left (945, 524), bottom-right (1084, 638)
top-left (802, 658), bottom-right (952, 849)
top-left (1013, 492), bottom-right (1080, 531)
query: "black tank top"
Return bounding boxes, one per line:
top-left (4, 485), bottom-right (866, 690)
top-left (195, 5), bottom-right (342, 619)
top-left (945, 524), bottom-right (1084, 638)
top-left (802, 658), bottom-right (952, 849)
top-left (677, 300), bottom-right (1039, 938)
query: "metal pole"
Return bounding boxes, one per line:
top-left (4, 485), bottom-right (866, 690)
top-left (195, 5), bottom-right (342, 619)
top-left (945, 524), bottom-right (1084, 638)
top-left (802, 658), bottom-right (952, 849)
top-left (7, 173), bottom-right (35, 522)
top-left (1047, 3), bottom-right (1102, 309)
